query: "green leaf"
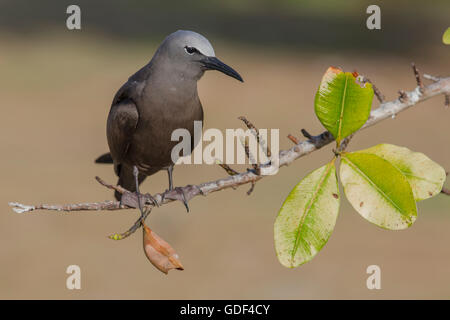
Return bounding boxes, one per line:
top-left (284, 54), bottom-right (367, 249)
top-left (443, 27), bottom-right (450, 45)
top-left (340, 152), bottom-right (417, 230)
top-left (359, 144), bottom-right (446, 201)
top-left (314, 67), bottom-right (374, 145)
top-left (274, 161), bottom-right (340, 268)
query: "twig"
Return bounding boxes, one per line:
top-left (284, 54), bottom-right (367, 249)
top-left (247, 181), bottom-right (256, 196)
top-left (216, 160), bottom-right (239, 190)
top-left (287, 134), bottom-right (300, 145)
top-left (337, 133), bottom-right (354, 153)
top-left (398, 90), bottom-right (408, 103)
top-left (109, 207), bottom-right (152, 240)
top-left (300, 129), bottom-right (334, 149)
top-left (424, 74), bottom-right (441, 82)
top-left (423, 74), bottom-right (449, 108)
top-left (301, 129), bottom-right (314, 140)
top-left (216, 160), bottom-right (239, 176)
top-left (411, 62), bottom-right (424, 90)
top-left (238, 116), bottom-right (271, 158)
top-left (95, 176), bottom-right (127, 194)
top-left (240, 136), bottom-right (260, 175)
top-left (8, 76), bottom-right (450, 215)
top-left (362, 76), bottom-right (385, 103)
top-left (238, 116), bottom-right (259, 140)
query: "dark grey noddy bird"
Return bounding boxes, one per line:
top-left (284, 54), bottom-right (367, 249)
top-left (95, 30), bottom-right (243, 213)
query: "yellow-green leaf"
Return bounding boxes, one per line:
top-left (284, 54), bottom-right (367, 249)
top-left (274, 161), bottom-right (340, 268)
top-left (443, 27), bottom-right (450, 45)
top-left (360, 144), bottom-right (446, 201)
top-left (340, 152), bottom-right (417, 230)
top-left (314, 67), bottom-right (374, 145)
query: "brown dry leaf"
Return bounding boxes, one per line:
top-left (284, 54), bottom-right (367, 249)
top-left (142, 223), bottom-right (184, 274)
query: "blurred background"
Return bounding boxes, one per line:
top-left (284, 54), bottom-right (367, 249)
top-left (0, 0), bottom-right (449, 299)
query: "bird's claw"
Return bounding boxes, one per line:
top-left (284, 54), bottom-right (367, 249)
top-left (162, 187), bottom-right (190, 213)
top-left (143, 192), bottom-right (159, 207)
top-left (120, 191), bottom-right (158, 209)
top-left (120, 191), bottom-right (142, 209)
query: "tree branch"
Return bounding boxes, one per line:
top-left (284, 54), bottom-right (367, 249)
top-left (9, 75), bottom-right (450, 216)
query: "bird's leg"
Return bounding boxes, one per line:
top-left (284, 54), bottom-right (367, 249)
top-left (167, 165), bottom-right (174, 191)
top-left (133, 166), bottom-right (146, 221)
top-left (162, 165), bottom-right (190, 212)
top-left (120, 166), bottom-right (158, 222)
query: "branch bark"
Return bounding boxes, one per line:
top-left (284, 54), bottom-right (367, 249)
top-left (9, 75), bottom-right (450, 215)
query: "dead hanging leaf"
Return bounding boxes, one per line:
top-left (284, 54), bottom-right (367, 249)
top-left (142, 223), bottom-right (184, 274)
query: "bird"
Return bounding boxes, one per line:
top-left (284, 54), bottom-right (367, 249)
top-left (95, 30), bottom-right (243, 214)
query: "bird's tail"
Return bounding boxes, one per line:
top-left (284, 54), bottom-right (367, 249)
top-left (95, 152), bottom-right (113, 164)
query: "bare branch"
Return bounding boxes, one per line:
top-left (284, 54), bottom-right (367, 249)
top-left (361, 76), bottom-right (385, 103)
top-left (216, 161), bottom-right (239, 176)
top-left (424, 74), bottom-right (441, 82)
top-left (8, 200), bottom-right (124, 213)
top-left (109, 206), bottom-right (152, 240)
top-left (411, 62), bottom-right (424, 90)
top-left (287, 134), bottom-right (300, 145)
top-left (247, 181), bottom-right (256, 196)
top-left (240, 136), bottom-right (260, 175)
top-left (9, 76), bottom-right (450, 216)
top-left (417, 74), bottom-right (448, 108)
top-left (300, 128), bottom-right (314, 140)
top-left (95, 176), bottom-right (127, 194)
top-left (238, 116), bottom-right (271, 158)
top-left (398, 90), bottom-right (408, 103)
top-left (336, 133), bottom-right (355, 153)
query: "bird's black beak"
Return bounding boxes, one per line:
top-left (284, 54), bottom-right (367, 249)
top-left (200, 56), bottom-right (244, 82)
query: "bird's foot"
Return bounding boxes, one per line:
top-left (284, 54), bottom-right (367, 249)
top-left (120, 191), bottom-right (158, 210)
top-left (162, 186), bottom-right (192, 213)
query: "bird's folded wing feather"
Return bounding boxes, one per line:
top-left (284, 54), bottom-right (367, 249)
top-left (107, 82), bottom-right (139, 164)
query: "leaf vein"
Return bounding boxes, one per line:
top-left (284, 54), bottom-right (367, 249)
top-left (336, 74), bottom-right (348, 144)
top-left (290, 162), bottom-right (333, 263)
top-left (343, 157), bottom-right (408, 217)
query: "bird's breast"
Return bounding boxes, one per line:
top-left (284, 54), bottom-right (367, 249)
top-left (126, 88), bottom-right (203, 172)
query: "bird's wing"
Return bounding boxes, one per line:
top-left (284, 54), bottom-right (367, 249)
top-left (106, 82), bottom-right (139, 166)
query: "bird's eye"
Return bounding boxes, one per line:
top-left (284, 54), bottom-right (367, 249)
top-left (184, 46), bottom-right (198, 55)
